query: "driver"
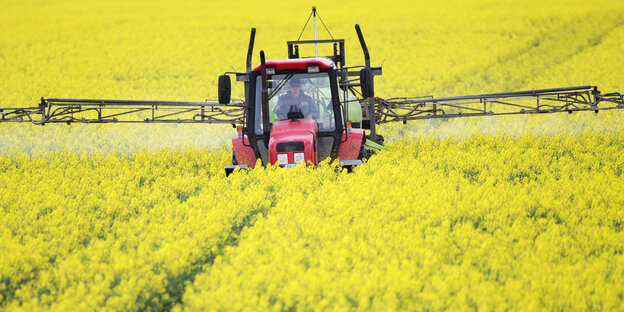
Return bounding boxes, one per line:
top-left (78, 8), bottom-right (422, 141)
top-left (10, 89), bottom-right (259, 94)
top-left (275, 77), bottom-right (319, 120)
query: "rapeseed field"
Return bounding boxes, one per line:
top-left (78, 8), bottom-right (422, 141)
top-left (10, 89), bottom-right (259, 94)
top-left (1, 0), bottom-right (623, 310)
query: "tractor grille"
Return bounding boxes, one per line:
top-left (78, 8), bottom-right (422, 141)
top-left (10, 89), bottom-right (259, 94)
top-left (276, 142), bottom-right (305, 152)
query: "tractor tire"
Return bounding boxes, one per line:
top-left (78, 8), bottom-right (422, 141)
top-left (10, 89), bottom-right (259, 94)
top-left (358, 142), bottom-right (365, 160)
top-left (232, 152), bottom-right (238, 165)
top-left (366, 134), bottom-right (384, 145)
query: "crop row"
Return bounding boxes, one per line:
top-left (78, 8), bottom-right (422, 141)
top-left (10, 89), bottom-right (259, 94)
top-left (1, 148), bottom-right (274, 310)
top-left (181, 133), bottom-right (624, 311)
top-left (3, 132), bottom-right (622, 311)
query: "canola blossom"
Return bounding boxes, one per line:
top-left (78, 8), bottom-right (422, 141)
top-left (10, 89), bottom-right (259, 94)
top-left (1, 0), bottom-right (624, 310)
top-left (182, 134), bottom-right (624, 311)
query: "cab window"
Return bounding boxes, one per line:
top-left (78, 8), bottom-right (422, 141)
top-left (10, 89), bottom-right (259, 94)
top-left (254, 72), bottom-right (335, 134)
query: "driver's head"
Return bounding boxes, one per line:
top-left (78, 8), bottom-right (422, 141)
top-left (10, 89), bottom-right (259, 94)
top-left (289, 77), bottom-right (302, 89)
top-left (289, 77), bottom-right (302, 97)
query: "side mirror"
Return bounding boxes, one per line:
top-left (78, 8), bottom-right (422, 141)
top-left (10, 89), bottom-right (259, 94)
top-left (218, 75), bottom-right (231, 104)
top-left (360, 68), bottom-right (374, 98)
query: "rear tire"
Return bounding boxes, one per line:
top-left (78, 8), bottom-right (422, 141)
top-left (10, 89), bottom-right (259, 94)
top-left (366, 134), bottom-right (384, 145)
top-left (358, 143), bottom-right (365, 160)
top-left (232, 152), bottom-right (238, 165)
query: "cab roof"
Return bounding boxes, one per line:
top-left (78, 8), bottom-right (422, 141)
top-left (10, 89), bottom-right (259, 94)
top-left (252, 57), bottom-right (335, 72)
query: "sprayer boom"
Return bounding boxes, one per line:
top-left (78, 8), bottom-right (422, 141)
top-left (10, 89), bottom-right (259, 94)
top-left (0, 98), bottom-right (245, 125)
top-left (375, 86), bottom-right (624, 124)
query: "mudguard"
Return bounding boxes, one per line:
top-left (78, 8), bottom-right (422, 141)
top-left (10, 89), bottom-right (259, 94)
top-left (231, 134), bottom-right (257, 167)
top-left (337, 129), bottom-right (365, 160)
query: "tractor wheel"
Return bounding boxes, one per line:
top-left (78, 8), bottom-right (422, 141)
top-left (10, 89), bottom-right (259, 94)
top-left (232, 152), bottom-right (238, 165)
top-left (366, 134), bottom-right (384, 145)
top-left (358, 142), bottom-right (366, 160)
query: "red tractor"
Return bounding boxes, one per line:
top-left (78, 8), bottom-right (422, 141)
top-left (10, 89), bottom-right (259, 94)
top-left (2, 8), bottom-right (623, 176)
top-left (221, 23), bottom-right (383, 175)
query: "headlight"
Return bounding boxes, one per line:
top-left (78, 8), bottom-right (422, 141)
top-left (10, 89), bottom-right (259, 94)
top-left (293, 152), bottom-right (305, 164)
top-left (277, 153), bottom-right (289, 165)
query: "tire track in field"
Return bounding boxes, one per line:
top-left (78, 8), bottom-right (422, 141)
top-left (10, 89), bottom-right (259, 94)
top-left (435, 10), bottom-right (623, 96)
top-left (163, 172), bottom-right (335, 310)
top-left (2, 151), bottom-right (284, 311)
top-left (150, 168), bottom-right (315, 311)
top-left (7, 187), bottom-right (277, 311)
top-left (159, 206), bottom-right (272, 311)
top-left (169, 167), bottom-right (346, 311)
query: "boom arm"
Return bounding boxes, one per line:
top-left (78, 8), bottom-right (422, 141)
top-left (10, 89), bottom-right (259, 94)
top-left (0, 98), bottom-right (245, 125)
top-left (375, 85), bottom-right (624, 124)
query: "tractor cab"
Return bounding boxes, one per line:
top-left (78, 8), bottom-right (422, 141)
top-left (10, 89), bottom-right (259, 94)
top-left (221, 16), bottom-right (383, 175)
top-left (249, 58), bottom-right (344, 166)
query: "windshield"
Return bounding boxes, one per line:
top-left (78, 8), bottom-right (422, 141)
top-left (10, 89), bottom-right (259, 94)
top-left (255, 72), bottom-right (335, 134)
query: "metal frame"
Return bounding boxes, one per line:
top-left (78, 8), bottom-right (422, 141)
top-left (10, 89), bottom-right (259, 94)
top-left (0, 98), bottom-right (245, 125)
top-left (375, 86), bottom-right (624, 124)
top-left (288, 39), bottom-right (345, 68)
top-left (2, 86), bottom-right (622, 127)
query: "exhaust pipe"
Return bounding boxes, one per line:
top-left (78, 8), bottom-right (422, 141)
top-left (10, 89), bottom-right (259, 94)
top-left (246, 28), bottom-right (256, 73)
top-left (355, 24), bottom-right (377, 142)
top-left (355, 24), bottom-right (370, 68)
